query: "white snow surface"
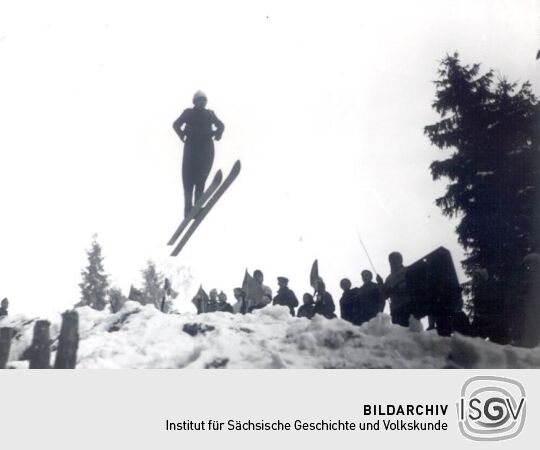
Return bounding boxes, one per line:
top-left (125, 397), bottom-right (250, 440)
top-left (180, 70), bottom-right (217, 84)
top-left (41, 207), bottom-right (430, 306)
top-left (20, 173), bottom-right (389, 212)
top-left (2, 302), bottom-right (540, 369)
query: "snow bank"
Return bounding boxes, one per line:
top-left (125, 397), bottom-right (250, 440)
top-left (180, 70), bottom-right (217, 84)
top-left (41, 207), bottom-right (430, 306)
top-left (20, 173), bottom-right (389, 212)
top-left (2, 302), bottom-right (540, 369)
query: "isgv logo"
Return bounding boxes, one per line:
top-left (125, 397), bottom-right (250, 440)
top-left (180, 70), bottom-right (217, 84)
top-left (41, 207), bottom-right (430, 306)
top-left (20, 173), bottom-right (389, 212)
top-left (457, 376), bottom-right (526, 441)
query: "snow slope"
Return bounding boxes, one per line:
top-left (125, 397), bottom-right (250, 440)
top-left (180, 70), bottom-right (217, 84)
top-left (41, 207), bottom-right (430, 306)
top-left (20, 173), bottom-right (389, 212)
top-left (2, 302), bottom-right (540, 369)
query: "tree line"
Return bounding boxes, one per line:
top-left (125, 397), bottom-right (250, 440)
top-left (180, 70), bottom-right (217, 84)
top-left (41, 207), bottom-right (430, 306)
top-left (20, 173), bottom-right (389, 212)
top-left (76, 234), bottom-right (182, 313)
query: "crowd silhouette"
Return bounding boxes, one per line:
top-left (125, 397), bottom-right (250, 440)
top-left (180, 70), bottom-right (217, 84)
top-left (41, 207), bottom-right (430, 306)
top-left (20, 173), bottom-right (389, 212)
top-left (187, 247), bottom-right (540, 347)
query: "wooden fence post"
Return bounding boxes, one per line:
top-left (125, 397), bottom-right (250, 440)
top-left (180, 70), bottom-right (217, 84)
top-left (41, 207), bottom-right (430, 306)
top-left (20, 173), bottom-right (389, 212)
top-left (29, 320), bottom-right (51, 369)
top-left (0, 327), bottom-right (13, 369)
top-left (54, 311), bottom-right (79, 369)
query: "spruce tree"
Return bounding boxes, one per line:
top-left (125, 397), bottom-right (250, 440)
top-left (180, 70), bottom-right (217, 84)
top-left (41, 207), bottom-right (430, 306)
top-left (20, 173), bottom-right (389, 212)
top-left (78, 235), bottom-right (110, 310)
top-left (140, 260), bottom-right (165, 308)
top-left (425, 53), bottom-right (539, 317)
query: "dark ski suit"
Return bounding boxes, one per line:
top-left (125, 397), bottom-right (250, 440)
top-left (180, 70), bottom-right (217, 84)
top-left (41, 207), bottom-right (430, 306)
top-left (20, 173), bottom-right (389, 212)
top-left (173, 108), bottom-right (225, 216)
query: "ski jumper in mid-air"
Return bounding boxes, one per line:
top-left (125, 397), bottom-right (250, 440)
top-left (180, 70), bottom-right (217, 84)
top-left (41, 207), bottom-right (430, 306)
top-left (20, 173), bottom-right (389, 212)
top-left (173, 91), bottom-right (225, 217)
top-left (168, 90), bottom-right (239, 257)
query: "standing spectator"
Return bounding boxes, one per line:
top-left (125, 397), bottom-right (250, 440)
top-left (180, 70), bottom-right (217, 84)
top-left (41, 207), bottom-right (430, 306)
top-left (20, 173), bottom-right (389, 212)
top-left (338, 278), bottom-right (360, 323)
top-left (377, 252), bottom-right (412, 327)
top-left (297, 293), bottom-right (316, 319)
top-left (254, 269), bottom-right (272, 302)
top-left (207, 289), bottom-right (219, 313)
top-left (356, 270), bottom-right (384, 325)
top-left (272, 277), bottom-right (299, 316)
top-left (248, 270), bottom-right (272, 312)
top-left (0, 298), bottom-right (8, 318)
top-left (314, 281), bottom-right (336, 319)
top-left (216, 291), bottom-right (234, 313)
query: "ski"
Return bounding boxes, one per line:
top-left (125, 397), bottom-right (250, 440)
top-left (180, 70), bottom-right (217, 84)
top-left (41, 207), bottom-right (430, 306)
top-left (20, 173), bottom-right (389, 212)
top-left (167, 170), bottom-right (223, 246)
top-left (171, 160), bottom-right (241, 257)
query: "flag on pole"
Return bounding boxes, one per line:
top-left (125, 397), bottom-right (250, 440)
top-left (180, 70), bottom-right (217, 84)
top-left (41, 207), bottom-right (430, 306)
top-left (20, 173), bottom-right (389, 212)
top-left (242, 269), bottom-right (266, 311)
top-left (310, 259), bottom-right (321, 290)
top-left (191, 285), bottom-right (209, 313)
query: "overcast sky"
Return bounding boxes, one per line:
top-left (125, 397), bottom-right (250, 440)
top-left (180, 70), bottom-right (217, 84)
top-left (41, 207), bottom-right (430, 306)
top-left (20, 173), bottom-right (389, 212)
top-left (0, 0), bottom-right (538, 315)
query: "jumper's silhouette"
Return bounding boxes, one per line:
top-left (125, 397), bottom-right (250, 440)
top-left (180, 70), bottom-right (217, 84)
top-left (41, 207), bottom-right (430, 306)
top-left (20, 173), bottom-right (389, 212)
top-left (173, 91), bottom-right (225, 217)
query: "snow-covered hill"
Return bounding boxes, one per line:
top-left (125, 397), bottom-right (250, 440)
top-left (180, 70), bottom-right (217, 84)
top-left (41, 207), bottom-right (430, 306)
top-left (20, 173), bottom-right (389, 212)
top-left (2, 302), bottom-right (540, 369)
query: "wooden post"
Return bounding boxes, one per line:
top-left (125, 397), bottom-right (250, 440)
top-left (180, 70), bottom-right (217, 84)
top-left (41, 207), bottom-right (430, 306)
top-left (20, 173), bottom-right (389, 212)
top-left (54, 311), bottom-right (79, 369)
top-left (29, 320), bottom-right (51, 369)
top-left (161, 278), bottom-right (171, 312)
top-left (0, 327), bottom-right (13, 369)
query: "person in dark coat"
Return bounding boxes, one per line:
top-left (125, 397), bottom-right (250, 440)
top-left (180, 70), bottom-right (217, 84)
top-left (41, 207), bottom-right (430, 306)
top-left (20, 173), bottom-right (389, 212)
top-left (297, 293), bottom-right (316, 319)
top-left (173, 91), bottom-right (225, 217)
top-left (355, 270), bottom-right (384, 325)
top-left (272, 277), bottom-right (299, 316)
top-left (376, 252), bottom-right (412, 327)
top-left (314, 281), bottom-right (336, 319)
top-left (216, 291), bottom-right (234, 313)
top-left (206, 288), bottom-right (219, 313)
top-left (0, 298), bottom-right (8, 318)
top-left (339, 278), bottom-right (361, 323)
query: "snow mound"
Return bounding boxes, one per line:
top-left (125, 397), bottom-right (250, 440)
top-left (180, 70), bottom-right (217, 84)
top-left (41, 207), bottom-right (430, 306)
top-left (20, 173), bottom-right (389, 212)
top-left (2, 303), bottom-right (540, 369)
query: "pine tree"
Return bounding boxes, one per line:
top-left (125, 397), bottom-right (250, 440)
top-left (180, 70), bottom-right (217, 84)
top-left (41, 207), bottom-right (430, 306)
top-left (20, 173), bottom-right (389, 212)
top-left (140, 260), bottom-right (165, 308)
top-left (78, 235), bottom-right (110, 310)
top-left (425, 53), bottom-right (539, 320)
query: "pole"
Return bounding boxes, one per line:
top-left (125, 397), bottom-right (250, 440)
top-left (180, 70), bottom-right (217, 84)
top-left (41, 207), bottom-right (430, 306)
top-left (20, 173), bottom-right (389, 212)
top-left (355, 226), bottom-right (378, 276)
